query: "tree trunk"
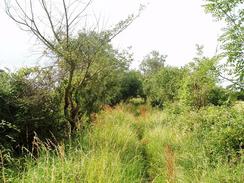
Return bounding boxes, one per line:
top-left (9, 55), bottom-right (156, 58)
top-left (64, 64), bottom-right (78, 131)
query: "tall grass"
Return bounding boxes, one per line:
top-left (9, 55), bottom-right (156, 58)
top-left (5, 106), bottom-right (144, 183)
top-left (141, 102), bottom-right (244, 182)
top-left (2, 102), bottom-right (244, 182)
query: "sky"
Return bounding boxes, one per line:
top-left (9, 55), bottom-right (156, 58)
top-left (0, 0), bottom-right (224, 70)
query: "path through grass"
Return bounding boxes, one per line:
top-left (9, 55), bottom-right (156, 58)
top-left (3, 103), bottom-right (244, 182)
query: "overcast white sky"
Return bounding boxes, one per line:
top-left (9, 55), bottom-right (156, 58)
top-left (0, 0), bottom-right (223, 70)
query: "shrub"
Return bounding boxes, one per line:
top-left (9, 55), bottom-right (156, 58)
top-left (208, 87), bottom-right (234, 106)
top-left (178, 56), bottom-right (219, 108)
top-left (0, 69), bottom-right (67, 155)
top-left (143, 66), bottom-right (184, 108)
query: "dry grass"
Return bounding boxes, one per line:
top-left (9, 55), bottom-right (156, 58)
top-left (164, 144), bottom-right (176, 183)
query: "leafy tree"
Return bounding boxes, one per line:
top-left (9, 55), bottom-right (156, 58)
top-left (4, 0), bottom-right (141, 131)
top-left (204, 0), bottom-right (244, 87)
top-left (179, 54), bottom-right (219, 108)
top-left (119, 71), bottom-right (144, 102)
top-left (56, 31), bottom-right (133, 130)
top-left (140, 51), bottom-right (167, 75)
top-left (69, 41), bottom-right (132, 116)
top-left (143, 66), bottom-right (184, 108)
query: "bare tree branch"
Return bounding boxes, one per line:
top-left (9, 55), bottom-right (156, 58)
top-left (62, 0), bottom-right (69, 45)
top-left (68, 0), bottom-right (93, 27)
top-left (41, 0), bottom-right (61, 43)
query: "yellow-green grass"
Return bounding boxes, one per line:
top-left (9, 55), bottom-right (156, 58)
top-left (3, 103), bottom-right (244, 182)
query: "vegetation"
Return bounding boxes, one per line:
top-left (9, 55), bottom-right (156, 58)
top-left (1, 103), bottom-right (243, 182)
top-left (0, 0), bottom-right (243, 182)
top-left (204, 0), bottom-right (244, 87)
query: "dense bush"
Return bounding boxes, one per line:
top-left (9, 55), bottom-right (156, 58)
top-left (119, 71), bottom-right (144, 101)
top-left (236, 90), bottom-right (244, 101)
top-left (193, 106), bottom-right (244, 164)
top-left (2, 102), bottom-right (243, 182)
top-left (0, 69), bottom-right (67, 156)
top-left (143, 66), bottom-right (184, 108)
top-left (179, 56), bottom-right (219, 108)
top-left (5, 106), bottom-right (145, 183)
top-left (141, 103), bottom-right (244, 182)
top-left (163, 103), bottom-right (244, 165)
top-left (208, 87), bottom-right (234, 106)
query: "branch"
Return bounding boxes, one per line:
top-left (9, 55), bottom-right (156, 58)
top-left (62, 0), bottom-right (69, 45)
top-left (216, 3), bottom-right (244, 41)
top-left (40, 0), bottom-right (61, 43)
top-left (68, 0), bottom-right (93, 27)
top-left (218, 72), bottom-right (243, 88)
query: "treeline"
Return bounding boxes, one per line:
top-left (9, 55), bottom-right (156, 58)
top-left (141, 49), bottom-right (242, 109)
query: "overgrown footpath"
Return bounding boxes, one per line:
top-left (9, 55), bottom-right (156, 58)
top-left (2, 105), bottom-right (146, 183)
top-left (2, 103), bottom-right (244, 182)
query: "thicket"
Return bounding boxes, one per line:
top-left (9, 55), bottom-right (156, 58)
top-left (0, 50), bottom-right (142, 157)
top-left (143, 103), bottom-right (243, 182)
top-left (141, 48), bottom-right (236, 109)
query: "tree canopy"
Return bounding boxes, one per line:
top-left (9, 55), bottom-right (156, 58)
top-left (204, 0), bottom-right (244, 88)
top-left (139, 51), bottom-right (167, 75)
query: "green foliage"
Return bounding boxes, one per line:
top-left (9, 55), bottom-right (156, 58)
top-left (179, 55), bottom-right (219, 108)
top-left (1, 2), bottom-right (243, 180)
top-left (236, 89), bottom-right (244, 100)
top-left (119, 71), bottom-right (144, 102)
top-left (0, 32), bottom-right (137, 160)
top-left (139, 51), bottom-right (166, 75)
top-left (128, 98), bottom-right (145, 106)
top-left (56, 31), bottom-right (133, 130)
top-left (4, 0), bottom-right (141, 132)
top-left (204, 0), bottom-right (244, 85)
top-left (143, 66), bottom-right (184, 108)
top-left (165, 103), bottom-right (244, 164)
top-left (67, 42), bottom-right (132, 115)
top-left (143, 103), bottom-right (244, 182)
top-left (0, 69), bottom-right (67, 156)
top-left (5, 107), bottom-right (144, 183)
top-left (0, 120), bottom-right (20, 164)
top-left (2, 103), bottom-right (244, 182)
top-left (208, 87), bottom-right (234, 105)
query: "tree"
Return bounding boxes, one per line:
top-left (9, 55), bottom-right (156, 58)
top-left (66, 35), bottom-right (132, 116)
top-left (143, 66), bottom-right (184, 108)
top-left (179, 55), bottom-right (219, 108)
top-left (119, 71), bottom-right (144, 101)
top-left (204, 0), bottom-right (244, 88)
top-left (4, 0), bottom-right (142, 131)
top-left (139, 51), bottom-right (167, 75)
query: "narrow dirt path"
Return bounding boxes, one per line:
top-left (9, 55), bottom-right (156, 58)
top-left (129, 105), bottom-right (153, 183)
